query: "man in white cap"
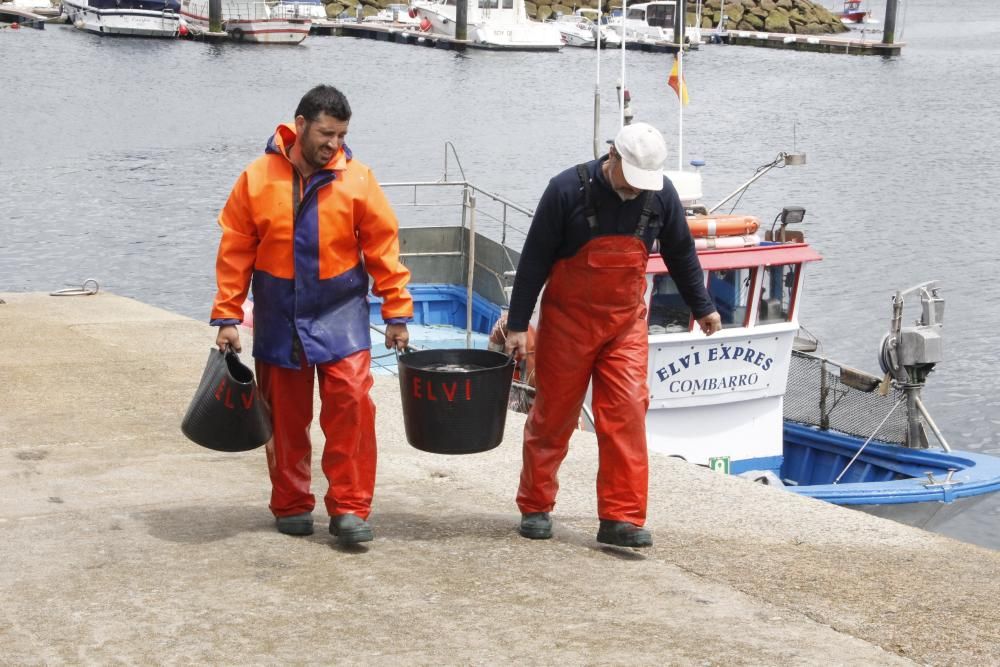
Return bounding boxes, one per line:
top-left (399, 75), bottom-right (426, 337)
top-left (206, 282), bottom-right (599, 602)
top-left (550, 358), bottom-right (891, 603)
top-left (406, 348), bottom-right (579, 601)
top-left (504, 122), bottom-right (721, 547)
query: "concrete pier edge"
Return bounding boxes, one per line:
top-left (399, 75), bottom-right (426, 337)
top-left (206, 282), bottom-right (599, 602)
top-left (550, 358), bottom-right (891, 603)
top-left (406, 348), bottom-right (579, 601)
top-left (1, 292), bottom-right (997, 664)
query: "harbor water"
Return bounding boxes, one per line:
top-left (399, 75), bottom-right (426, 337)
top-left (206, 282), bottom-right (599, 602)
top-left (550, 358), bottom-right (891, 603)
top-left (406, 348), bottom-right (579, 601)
top-left (2, 0), bottom-right (999, 548)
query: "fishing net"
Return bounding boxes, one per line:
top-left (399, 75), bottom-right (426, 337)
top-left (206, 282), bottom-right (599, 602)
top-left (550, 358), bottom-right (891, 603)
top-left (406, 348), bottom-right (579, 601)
top-left (783, 350), bottom-right (918, 446)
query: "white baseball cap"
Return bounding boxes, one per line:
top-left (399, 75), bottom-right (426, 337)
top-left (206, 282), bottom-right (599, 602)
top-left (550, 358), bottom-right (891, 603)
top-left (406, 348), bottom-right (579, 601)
top-left (612, 122), bottom-right (668, 191)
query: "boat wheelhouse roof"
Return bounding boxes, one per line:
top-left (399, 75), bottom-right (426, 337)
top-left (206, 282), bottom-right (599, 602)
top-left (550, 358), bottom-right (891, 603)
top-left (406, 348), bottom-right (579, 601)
top-left (647, 242), bottom-right (822, 274)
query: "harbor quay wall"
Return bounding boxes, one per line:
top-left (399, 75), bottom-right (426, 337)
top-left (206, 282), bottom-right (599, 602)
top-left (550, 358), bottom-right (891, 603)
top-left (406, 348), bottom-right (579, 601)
top-left (0, 291), bottom-right (997, 664)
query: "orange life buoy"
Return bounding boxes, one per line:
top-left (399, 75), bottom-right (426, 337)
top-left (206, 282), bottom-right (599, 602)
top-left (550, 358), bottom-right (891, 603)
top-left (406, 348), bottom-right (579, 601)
top-left (686, 214), bottom-right (759, 238)
top-left (693, 234), bottom-right (760, 250)
top-left (488, 312), bottom-right (536, 386)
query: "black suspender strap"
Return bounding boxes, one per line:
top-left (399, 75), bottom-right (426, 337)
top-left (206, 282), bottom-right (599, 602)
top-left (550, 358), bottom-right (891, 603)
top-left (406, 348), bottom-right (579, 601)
top-left (634, 189), bottom-right (657, 239)
top-left (575, 163), bottom-right (599, 233)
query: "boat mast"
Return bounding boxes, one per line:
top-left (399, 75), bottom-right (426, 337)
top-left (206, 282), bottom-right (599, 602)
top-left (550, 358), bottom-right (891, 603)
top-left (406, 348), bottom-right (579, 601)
top-left (619, 0), bottom-right (627, 129)
top-left (593, 0), bottom-right (602, 158)
top-left (676, 0), bottom-right (685, 170)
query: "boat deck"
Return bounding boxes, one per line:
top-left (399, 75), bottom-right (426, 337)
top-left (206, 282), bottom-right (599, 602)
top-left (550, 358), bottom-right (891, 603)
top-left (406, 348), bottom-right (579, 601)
top-left (1, 291), bottom-right (998, 664)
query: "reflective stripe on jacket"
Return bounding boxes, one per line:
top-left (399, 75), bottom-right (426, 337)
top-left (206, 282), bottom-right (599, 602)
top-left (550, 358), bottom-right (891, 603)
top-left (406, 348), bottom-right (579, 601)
top-left (211, 123), bottom-right (413, 369)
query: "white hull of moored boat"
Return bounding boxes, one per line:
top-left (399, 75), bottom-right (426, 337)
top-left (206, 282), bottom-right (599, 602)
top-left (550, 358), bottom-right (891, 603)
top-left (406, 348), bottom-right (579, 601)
top-left (179, 0), bottom-right (309, 43)
top-left (413, 1), bottom-right (562, 51)
top-left (63, 0), bottom-right (180, 37)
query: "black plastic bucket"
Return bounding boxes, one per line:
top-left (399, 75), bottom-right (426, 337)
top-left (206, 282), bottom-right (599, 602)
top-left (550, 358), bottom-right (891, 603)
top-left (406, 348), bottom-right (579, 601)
top-left (181, 349), bottom-right (272, 452)
top-left (397, 348), bottom-right (515, 455)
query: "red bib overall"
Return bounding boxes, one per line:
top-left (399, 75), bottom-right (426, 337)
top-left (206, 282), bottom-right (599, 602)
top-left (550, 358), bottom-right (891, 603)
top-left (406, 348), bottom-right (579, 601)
top-left (517, 176), bottom-right (655, 526)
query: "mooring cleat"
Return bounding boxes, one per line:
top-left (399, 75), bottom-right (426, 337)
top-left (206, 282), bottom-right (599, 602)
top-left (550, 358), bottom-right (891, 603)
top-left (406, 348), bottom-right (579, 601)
top-left (596, 520), bottom-right (652, 548)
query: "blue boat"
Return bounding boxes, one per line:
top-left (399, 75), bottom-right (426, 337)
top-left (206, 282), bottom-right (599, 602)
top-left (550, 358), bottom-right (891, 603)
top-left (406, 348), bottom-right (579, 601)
top-left (358, 163), bottom-right (1000, 531)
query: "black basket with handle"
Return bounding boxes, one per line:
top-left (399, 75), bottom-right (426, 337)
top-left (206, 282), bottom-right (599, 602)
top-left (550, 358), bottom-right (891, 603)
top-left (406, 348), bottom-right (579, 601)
top-left (397, 348), bottom-right (515, 455)
top-left (181, 348), bottom-right (272, 452)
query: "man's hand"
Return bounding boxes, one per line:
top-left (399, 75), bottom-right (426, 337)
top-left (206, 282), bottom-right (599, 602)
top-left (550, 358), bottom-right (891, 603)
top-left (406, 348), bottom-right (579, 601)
top-left (697, 312), bottom-right (722, 336)
top-left (216, 325), bottom-right (241, 352)
top-left (385, 323), bottom-right (409, 351)
top-left (504, 330), bottom-right (530, 361)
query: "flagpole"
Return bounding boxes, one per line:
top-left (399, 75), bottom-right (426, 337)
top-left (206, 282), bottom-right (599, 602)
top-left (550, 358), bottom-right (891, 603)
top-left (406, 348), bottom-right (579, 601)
top-left (593, 0), bottom-right (602, 158)
top-left (677, 49), bottom-right (683, 171)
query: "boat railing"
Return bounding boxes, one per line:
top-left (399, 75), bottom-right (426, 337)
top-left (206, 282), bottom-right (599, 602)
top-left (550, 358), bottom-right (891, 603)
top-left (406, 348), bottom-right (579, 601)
top-left (382, 173), bottom-right (532, 286)
top-left (785, 349), bottom-right (940, 449)
top-left (381, 174), bottom-right (533, 345)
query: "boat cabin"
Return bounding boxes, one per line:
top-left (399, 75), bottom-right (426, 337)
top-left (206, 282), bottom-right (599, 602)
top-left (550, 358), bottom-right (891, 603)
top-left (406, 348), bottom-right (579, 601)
top-left (642, 239), bottom-right (822, 471)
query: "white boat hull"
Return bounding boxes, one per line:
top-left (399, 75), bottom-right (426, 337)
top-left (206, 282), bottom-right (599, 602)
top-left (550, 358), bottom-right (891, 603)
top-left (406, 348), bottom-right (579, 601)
top-left (179, 0), bottom-right (309, 43)
top-left (414, 4), bottom-right (562, 51)
top-left (63, 0), bottom-right (180, 37)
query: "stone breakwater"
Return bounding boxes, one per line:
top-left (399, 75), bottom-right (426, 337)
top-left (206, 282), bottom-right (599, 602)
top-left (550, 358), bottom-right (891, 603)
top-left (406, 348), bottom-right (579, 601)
top-left (314, 0), bottom-right (850, 36)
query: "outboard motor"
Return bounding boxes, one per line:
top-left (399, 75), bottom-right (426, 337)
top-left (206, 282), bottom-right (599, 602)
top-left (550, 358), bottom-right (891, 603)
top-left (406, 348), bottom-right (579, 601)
top-left (878, 282), bottom-right (945, 448)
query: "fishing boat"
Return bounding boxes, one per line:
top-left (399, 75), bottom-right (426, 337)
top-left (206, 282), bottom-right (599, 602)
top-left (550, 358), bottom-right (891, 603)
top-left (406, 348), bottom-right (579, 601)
top-left (349, 155), bottom-right (1000, 532)
top-left (62, 0), bottom-right (181, 37)
top-left (408, 0), bottom-right (563, 51)
top-left (837, 0), bottom-right (868, 24)
top-left (178, 0), bottom-right (310, 43)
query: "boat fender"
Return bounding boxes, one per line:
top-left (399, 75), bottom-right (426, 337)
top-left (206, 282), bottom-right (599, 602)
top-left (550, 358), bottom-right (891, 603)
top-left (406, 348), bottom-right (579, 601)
top-left (418, 17), bottom-right (431, 32)
top-left (231, 26), bottom-right (245, 41)
top-left (687, 214), bottom-right (760, 238)
top-left (407, 6), bottom-right (418, 18)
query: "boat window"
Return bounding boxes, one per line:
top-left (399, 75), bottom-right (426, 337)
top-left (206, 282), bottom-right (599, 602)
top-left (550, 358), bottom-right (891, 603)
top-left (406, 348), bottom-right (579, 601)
top-left (756, 264), bottom-right (798, 324)
top-left (645, 3), bottom-right (676, 28)
top-left (478, 0), bottom-right (498, 8)
top-left (502, 0), bottom-right (513, 7)
top-left (626, 8), bottom-right (645, 20)
top-left (648, 274), bottom-right (692, 334)
top-left (707, 268), bottom-right (753, 329)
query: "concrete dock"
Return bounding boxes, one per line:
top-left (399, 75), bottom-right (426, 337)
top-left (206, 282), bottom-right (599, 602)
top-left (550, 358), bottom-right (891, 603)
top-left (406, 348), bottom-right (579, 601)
top-left (1, 292), bottom-right (997, 664)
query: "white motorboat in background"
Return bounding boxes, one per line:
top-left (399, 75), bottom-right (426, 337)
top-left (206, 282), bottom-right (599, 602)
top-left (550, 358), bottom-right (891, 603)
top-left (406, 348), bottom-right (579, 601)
top-left (62, 0), bottom-right (181, 37)
top-left (549, 13), bottom-right (597, 47)
top-left (608, 0), bottom-right (686, 46)
top-left (179, 0), bottom-right (310, 43)
top-left (410, 0), bottom-right (563, 51)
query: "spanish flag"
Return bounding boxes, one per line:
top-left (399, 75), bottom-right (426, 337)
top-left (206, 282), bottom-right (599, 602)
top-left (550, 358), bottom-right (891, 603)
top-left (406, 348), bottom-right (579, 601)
top-left (668, 55), bottom-right (689, 105)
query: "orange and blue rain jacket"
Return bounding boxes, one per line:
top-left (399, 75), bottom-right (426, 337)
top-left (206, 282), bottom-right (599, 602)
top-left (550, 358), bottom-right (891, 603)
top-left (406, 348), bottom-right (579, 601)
top-left (211, 123), bottom-right (413, 369)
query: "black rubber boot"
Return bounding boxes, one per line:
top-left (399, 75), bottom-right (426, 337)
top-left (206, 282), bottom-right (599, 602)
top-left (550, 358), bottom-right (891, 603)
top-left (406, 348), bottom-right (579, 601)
top-left (596, 520), bottom-right (652, 548)
top-left (519, 512), bottom-right (553, 540)
top-left (275, 511), bottom-right (314, 536)
top-left (329, 513), bottom-right (374, 545)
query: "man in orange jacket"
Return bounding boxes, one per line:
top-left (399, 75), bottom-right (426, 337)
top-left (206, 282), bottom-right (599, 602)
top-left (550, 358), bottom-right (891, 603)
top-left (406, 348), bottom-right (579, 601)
top-left (211, 85), bottom-right (413, 545)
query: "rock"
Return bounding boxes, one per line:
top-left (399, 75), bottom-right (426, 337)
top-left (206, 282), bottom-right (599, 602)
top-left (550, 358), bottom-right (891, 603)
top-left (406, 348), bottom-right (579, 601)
top-left (325, 2), bottom-right (344, 16)
top-left (764, 11), bottom-right (791, 32)
top-left (536, 4), bottom-right (552, 20)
